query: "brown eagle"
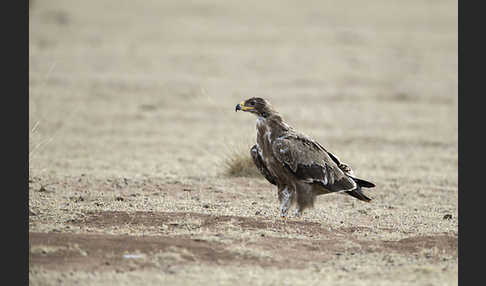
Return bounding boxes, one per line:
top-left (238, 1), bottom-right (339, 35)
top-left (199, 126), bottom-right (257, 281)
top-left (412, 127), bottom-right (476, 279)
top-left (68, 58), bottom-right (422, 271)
top-left (235, 97), bottom-right (375, 218)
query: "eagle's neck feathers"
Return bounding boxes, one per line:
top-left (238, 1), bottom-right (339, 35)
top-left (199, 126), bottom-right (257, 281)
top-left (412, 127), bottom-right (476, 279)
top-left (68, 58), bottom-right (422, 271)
top-left (256, 113), bottom-right (291, 144)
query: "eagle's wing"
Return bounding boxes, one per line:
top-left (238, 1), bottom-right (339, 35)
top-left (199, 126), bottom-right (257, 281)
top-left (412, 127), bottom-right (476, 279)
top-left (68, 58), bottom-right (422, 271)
top-left (250, 144), bottom-right (277, 186)
top-left (326, 148), bottom-right (375, 188)
top-left (326, 149), bottom-right (354, 175)
top-left (272, 135), bottom-right (356, 192)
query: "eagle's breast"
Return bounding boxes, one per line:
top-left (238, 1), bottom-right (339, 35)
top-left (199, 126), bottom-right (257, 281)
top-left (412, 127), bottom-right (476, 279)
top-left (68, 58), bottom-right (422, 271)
top-left (256, 118), bottom-right (272, 156)
top-left (255, 116), bottom-right (285, 182)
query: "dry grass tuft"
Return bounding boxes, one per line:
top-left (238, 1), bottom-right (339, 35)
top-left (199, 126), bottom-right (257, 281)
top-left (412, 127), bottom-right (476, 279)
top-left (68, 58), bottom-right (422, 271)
top-left (222, 147), bottom-right (260, 178)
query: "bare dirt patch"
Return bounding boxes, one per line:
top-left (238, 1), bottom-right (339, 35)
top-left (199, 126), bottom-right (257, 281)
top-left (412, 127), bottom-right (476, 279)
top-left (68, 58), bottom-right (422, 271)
top-left (31, 210), bottom-right (457, 274)
top-left (30, 232), bottom-right (247, 273)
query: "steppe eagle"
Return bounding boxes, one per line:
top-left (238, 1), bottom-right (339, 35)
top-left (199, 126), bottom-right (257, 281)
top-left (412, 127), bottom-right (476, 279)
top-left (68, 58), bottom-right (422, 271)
top-left (235, 97), bottom-right (375, 218)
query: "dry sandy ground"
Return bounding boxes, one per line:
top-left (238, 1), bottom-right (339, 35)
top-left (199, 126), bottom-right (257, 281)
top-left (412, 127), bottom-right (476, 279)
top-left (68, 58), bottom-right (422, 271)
top-left (29, 0), bottom-right (457, 285)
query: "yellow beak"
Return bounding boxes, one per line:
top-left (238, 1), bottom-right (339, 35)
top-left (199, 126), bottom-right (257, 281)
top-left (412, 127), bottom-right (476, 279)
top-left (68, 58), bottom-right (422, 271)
top-left (235, 101), bottom-right (255, 112)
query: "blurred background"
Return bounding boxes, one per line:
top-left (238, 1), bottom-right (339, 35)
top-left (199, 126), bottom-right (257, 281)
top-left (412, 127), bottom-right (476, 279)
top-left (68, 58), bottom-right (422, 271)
top-left (29, 0), bottom-right (457, 185)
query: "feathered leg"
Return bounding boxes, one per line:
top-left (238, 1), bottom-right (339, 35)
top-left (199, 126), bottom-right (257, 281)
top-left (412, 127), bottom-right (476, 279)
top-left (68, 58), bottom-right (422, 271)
top-left (294, 208), bottom-right (302, 217)
top-left (279, 186), bottom-right (292, 219)
top-left (295, 183), bottom-right (315, 217)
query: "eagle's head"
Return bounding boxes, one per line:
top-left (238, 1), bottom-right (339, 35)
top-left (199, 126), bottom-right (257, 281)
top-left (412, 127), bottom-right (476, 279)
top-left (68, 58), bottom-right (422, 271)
top-left (235, 97), bottom-right (275, 118)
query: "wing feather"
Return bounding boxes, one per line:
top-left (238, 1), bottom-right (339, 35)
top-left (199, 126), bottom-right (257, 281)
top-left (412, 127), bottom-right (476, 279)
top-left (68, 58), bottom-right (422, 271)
top-left (327, 150), bottom-right (354, 175)
top-left (250, 144), bottom-right (277, 185)
top-left (272, 135), bottom-right (356, 192)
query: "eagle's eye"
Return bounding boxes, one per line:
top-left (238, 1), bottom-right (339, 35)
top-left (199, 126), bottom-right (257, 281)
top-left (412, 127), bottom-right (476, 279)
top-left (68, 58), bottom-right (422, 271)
top-left (248, 100), bottom-right (255, 106)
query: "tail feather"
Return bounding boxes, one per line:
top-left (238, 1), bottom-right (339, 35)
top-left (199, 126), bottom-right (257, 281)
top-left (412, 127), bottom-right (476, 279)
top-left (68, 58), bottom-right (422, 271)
top-left (352, 177), bottom-right (375, 188)
top-left (346, 177), bottom-right (375, 202)
top-left (345, 187), bottom-right (371, 202)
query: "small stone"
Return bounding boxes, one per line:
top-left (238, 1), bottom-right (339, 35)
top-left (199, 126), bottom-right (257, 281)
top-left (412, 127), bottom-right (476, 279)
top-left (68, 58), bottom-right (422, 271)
top-left (38, 186), bottom-right (48, 192)
top-left (443, 214), bottom-right (453, 220)
top-left (71, 196), bottom-right (84, 202)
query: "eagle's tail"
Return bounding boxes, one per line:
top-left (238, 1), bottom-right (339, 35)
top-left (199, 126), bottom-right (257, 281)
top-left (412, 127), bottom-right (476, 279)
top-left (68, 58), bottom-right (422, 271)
top-left (345, 177), bottom-right (375, 202)
top-left (353, 178), bottom-right (375, 188)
